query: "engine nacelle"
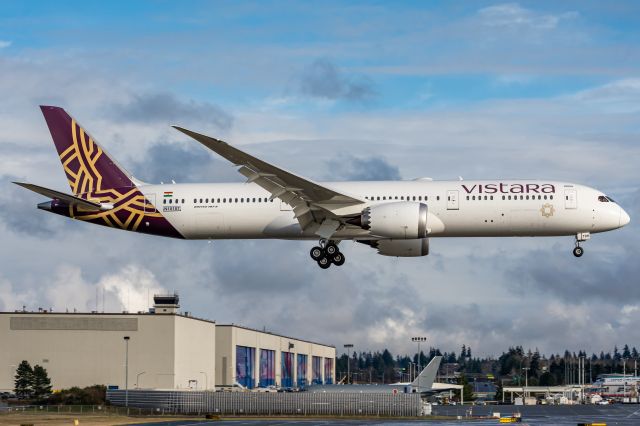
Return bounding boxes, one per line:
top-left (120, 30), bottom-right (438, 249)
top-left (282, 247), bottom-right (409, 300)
top-left (376, 238), bottom-right (430, 257)
top-left (359, 202), bottom-right (428, 239)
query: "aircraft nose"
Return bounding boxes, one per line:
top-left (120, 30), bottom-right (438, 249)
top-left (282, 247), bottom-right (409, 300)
top-left (620, 206), bottom-right (631, 227)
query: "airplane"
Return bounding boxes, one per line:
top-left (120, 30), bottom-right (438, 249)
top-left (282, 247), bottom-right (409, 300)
top-left (15, 106), bottom-right (631, 268)
top-left (308, 356), bottom-right (456, 394)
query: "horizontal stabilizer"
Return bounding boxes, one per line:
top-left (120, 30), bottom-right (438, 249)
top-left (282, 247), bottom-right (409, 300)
top-left (13, 182), bottom-right (110, 211)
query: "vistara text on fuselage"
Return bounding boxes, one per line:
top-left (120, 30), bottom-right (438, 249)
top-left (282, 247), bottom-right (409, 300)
top-left (16, 106), bottom-right (630, 269)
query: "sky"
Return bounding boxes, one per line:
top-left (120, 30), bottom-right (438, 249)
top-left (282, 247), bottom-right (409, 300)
top-left (1, 1), bottom-right (639, 359)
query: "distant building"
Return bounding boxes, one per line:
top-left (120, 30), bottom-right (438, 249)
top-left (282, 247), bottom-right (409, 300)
top-left (471, 381), bottom-right (497, 400)
top-left (0, 295), bottom-right (335, 392)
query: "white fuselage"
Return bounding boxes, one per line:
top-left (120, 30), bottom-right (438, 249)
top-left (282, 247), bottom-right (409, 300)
top-left (138, 180), bottom-right (629, 240)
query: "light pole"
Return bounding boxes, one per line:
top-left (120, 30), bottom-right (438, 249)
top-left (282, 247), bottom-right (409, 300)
top-left (522, 367), bottom-right (530, 399)
top-left (200, 371), bottom-right (208, 390)
top-left (411, 337), bottom-right (427, 391)
top-left (344, 344), bottom-right (354, 384)
top-left (123, 336), bottom-right (130, 409)
top-left (623, 358), bottom-right (627, 400)
top-left (136, 371), bottom-right (146, 389)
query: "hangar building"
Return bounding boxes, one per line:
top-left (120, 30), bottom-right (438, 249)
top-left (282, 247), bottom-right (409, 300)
top-left (0, 295), bottom-right (335, 392)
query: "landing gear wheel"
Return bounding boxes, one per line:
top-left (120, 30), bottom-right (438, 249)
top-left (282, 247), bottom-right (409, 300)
top-left (573, 246), bottom-right (584, 257)
top-left (325, 243), bottom-right (339, 256)
top-left (317, 257), bottom-right (331, 269)
top-left (310, 246), bottom-right (324, 261)
top-left (332, 252), bottom-right (345, 266)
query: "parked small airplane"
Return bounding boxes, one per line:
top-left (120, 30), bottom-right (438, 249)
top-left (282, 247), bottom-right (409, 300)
top-left (15, 106), bottom-right (630, 268)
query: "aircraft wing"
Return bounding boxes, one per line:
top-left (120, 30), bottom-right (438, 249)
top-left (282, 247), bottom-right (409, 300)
top-left (13, 182), bottom-right (107, 211)
top-left (173, 127), bottom-right (366, 238)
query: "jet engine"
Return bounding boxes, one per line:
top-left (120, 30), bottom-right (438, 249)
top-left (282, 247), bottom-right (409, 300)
top-left (348, 202), bottom-right (428, 239)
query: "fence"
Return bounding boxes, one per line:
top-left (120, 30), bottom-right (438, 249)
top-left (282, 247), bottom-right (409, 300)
top-left (106, 389), bottom-right (423, 417)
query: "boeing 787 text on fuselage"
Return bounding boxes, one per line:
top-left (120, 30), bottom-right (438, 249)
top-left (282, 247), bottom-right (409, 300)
top-left (16, 106), bottom-right (630, 268)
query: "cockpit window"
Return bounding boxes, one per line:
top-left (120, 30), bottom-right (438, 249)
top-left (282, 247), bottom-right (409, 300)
top-left (606, 196), bottom-right (616, 203)
top-left (598, 196), bottom-right (609, 202)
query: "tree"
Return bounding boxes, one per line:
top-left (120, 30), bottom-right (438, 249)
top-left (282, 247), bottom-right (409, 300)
top-left (32, 365), bottom-right (52, 398)
top-left (14, 360), bottom-right (34, 399)
top-left (623, 344), bottom-right (631, 359)
top-left (494, 380), bottom-right (505, 403)
top-left (457, 374), bottom-right (474, 402)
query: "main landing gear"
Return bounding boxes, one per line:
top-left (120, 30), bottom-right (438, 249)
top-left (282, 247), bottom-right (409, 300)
top-left (310, 240), bottom-right (345, 269)
top-left (573, 232), bottom-right (590, 258)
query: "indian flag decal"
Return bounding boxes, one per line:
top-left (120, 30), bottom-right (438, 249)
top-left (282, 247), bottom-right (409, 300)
top-left (164, 191), bottom-right (173, 198)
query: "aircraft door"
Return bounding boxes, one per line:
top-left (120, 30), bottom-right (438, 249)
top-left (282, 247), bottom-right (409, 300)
top-left (565, 189), bottom-right (577, 209)
top-left (446, 190), bottom-right (459, 210)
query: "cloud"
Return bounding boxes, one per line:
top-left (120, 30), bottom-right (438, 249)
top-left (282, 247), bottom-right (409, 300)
top-left (478, 3), bottom-right (576, 31)
top-left (0, 176), bottom-right (75, 238)
top-left (325, 155), bottom-right (401, 181)
top-left (130, 140), bottom-right (241, 184)
top-left (0, 41), bottom-right (11, 49)
top-left (298, 58), bottom-right (376, 102)
top-left (109, 92), bottom-right (234, 130)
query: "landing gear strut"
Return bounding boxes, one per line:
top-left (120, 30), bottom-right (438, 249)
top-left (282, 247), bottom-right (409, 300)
top-left (309, 240), bottom-right (346, 268)
top-left (573, 232), bottom-right (590, 258)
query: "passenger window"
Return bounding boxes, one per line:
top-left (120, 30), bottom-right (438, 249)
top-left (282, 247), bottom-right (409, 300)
top-left (395, 196), bottom-right (398, 200)
top-left (472, 196), bottom-right (475, 200)
top-left (193, 198), bottom-right (197, 203)
top-left (235, 198), bottom-right (238, 203)
top-left (502, 196), bottom-right (505, 200)
top-left (550, 195), bottom-right (553, 200)
top-left (412, 196), bottom-right (416, 201)
top-left (490, 196), bottom-right (494, 200)
top-left (484, 196), bottom-right (488, 200)
top-left (508, 195), bottom-right (511, 200)
top-left (543, 195), bottom-right (547, 200)
top-left (383, 196), bottom-right (386, 200)
top-left (163, 199), bottom-right (166, 204)
top-left (466, 196), bottom-right (469, 200)
top-left (418, 196), bottom-right (422, 201)
top-left (437, 196), bottom-right (440, 201)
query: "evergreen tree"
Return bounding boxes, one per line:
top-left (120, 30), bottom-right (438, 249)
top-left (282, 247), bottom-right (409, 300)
top-left (32, 365), bottom-right (52, 398)
top-left (460, 344), bottom-right (467, 362)
top-left (457, 374), bottom-right (475, 402)
top-left (632, 347), bottom-right (639, 359)
top-left (494, 379), bottom-right (504, 402)
top-left (614, 346), bottom-right (621, 361)
top-left (623, 344), bottom-right (631, 359)
top-left (14, 360), bottom-right (34, 399)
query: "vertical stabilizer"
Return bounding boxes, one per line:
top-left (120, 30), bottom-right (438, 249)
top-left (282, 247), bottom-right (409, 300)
top-left (411, 356), bottom-right (442, 391)
top-left (40, 106), bottom-right (135, 197)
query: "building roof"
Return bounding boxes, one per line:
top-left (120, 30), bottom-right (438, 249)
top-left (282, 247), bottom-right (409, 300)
top-left (0, 310), bottom-right (216, 325)
top-left (217, 323), bottom-right (335, 349)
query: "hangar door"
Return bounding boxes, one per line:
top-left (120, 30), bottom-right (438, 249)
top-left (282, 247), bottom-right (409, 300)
top-left (281, 352), bottom-right (294, 388)
top-left (312, 356), bottom-right (323, 385)
top-left (297, 354), bottom-right (308, 387)
top-left (259, 349), bottom-right (275, 387)
top-left (236, 346), bottom-right (255, 389)
top-left (324, 358), bottom-right (334, 384)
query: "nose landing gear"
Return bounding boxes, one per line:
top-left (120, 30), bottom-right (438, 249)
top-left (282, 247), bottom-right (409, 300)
top-left (573, 232), bottom-right (590, 258)
top-left (309, 240), bottom-right (345, 268)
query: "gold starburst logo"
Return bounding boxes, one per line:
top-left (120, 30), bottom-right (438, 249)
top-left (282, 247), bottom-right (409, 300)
top-left (540, 203), bottom-right (555, 218)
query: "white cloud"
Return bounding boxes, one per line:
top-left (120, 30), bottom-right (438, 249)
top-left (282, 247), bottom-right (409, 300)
top-left (0, 41), bottom-right (11, 49)
top-left (478, 3), bottom-right (576, 31)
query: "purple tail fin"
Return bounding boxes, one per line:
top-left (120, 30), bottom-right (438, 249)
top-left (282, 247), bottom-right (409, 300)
top-left (40, 106), bottom-right (135, 197)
